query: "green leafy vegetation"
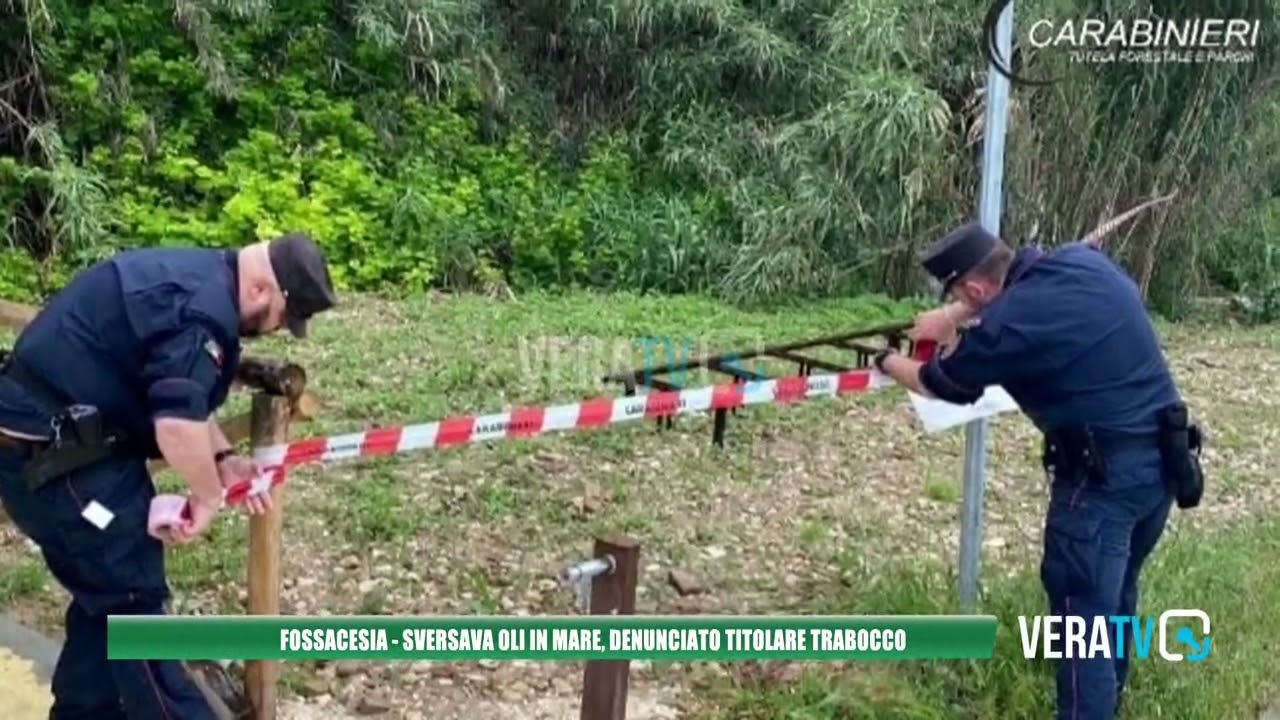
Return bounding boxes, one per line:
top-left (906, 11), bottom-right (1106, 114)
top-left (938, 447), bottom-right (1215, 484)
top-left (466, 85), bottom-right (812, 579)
top-left (0, 0), bottom-right (1277, 316)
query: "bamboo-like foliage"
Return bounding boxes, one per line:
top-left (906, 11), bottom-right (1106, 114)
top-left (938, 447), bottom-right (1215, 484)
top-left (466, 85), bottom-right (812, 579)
top-left (1, 0), bottom-right (112, 283)
top-left (1, 0), bottom-right (1277, 311)
top-left (1000, 0), bottom-right (1280, 306)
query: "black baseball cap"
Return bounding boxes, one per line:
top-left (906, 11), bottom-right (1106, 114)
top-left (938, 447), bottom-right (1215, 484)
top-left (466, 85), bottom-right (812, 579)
top-left (921, 222), bottom-right (1000, 300)
top-left (268, 233), bottom-right (337, 338)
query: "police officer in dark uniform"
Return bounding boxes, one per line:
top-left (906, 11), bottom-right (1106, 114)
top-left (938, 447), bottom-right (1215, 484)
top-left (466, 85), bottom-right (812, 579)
top-left (874, 222), bottom-right (1204, 720)
top-left (0, 233), bottom-right (336, 720)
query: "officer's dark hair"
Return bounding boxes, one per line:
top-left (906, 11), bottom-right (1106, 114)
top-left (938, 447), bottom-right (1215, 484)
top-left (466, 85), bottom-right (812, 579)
top-left (967, 241), bottom-right (1015, 285)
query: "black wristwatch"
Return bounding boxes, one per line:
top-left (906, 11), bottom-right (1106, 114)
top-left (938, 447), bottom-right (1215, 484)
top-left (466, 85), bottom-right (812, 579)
top-left (214, 449), bottom-right (235, 464)
top-left (873, 348), bottom-right (895, 373)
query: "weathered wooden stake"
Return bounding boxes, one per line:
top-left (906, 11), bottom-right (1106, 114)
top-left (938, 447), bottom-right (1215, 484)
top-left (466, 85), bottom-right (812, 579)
top-left (245, 393), bottom-right (292, 720)
top-left (580, 534), bottom-right (641, 720)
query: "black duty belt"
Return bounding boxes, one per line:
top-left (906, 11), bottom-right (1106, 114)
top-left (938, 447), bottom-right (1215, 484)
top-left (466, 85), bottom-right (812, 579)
top-left (1041, 425), bottom-right (1160, 486)
top-left (0, 433), bottom-right (46, 452)
top-left (0, 352), bottom-right (135, 490)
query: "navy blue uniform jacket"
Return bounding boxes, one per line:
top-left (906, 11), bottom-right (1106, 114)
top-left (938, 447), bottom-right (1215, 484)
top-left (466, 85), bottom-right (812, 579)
top-left (0, 248), bottom-right (242, 456)
top-left (919, 242), bottom-right (1178, 436)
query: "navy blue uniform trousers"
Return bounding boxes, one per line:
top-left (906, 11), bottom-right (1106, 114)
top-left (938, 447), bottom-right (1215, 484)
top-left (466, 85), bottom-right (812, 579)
top-left (1041, 446), bottom-right (1173, 720)
top-left (0, 444), bottom-right (215, 720)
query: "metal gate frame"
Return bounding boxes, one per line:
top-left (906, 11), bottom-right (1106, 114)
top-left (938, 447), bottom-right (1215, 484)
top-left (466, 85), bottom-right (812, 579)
top-left (601, 321), bottom-right (921, 446)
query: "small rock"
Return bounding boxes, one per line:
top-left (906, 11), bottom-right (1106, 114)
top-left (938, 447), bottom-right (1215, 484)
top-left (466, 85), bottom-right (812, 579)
top-left (357, 579), bottom-right (379, 594)
top-left (341, 555), bottom-right (361, 569)
top-left (295, 678), bottom-right (331, 698)
top-left (334, 661), bottom-right (363, 678)
top-left (673, 596), bottom-right (706, 614)
top-left (570, 495), bottom-right (603, 517)
top-left (534, 450), bottom-right (566, 466)
top-left (355, 692), bottom-right (392, 715)
top-left (668, 569), bottom-right (705, 596)
top-left (704, 546), bottom-right (727, 560)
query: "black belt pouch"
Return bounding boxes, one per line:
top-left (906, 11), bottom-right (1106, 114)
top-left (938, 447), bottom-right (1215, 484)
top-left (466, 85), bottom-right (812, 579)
top-left (1157, 402), bottom-right (1205, 509)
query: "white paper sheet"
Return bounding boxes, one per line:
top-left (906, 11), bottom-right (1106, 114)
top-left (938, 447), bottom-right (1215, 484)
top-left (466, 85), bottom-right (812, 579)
top-left (907, 385), bottom-right (1020, 434)
top-left (81, 500), bottom-right (116, 529)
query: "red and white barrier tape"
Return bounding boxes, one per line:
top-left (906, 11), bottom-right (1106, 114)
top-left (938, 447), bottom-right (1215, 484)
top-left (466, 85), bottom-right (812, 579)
top-left (222, 340), bottom-right (936, 504)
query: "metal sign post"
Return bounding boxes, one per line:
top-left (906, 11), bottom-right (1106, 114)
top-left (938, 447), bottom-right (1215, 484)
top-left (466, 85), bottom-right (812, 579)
top-left (958, 0), bottom-right (1014, 611)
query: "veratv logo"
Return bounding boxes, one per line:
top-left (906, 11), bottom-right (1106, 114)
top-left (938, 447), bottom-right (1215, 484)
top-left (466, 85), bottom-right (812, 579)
top-left (1019, 610), bottom-right (1211, 662)
top-left (1157, 610), bottom-right (1211, 662)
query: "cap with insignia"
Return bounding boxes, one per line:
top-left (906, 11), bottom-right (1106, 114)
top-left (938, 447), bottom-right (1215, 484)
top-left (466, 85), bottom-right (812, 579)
top-left (921, 222), bottom-right (1000, 300)
top-left (268, 232), bottom-right (338, 339)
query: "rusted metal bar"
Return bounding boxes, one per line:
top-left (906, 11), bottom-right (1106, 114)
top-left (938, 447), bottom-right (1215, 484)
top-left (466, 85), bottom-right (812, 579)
top-left (708, 357), bottom-right (770, 382)
top-left (834, 340), bottom-right (882, 355)
top-left (830, 339), bottom-right (878, 367)
top-left (575, 535), bottom-right (641, 720)
top-left (601, 322), bottom-right (914, 447)
top-left (765, 350), bottom-right (848, 375)
top-left (600, 321), bottom-right (911, 387)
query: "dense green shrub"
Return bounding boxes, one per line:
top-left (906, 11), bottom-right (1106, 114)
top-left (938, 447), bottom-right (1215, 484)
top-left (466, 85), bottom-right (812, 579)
top-left (1206, 199), bottom-right (1280, 322)
top-left (0, 0), bottom-right (1277, 317)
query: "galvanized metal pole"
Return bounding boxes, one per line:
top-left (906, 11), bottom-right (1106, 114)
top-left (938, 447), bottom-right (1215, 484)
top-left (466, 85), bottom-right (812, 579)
top-left (958, 0), bottom-right (1013, 611)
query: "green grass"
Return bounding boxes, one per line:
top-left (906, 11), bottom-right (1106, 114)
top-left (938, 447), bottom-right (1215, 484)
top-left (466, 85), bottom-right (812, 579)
top-left (705, 514), bottom-right (1280, 720)
top-left (186, 291), bottom-right (1280, 718)
top-left (0, 559), bottom-right (46, 603)
top-left (0, 289), bottom-right (1275, 717)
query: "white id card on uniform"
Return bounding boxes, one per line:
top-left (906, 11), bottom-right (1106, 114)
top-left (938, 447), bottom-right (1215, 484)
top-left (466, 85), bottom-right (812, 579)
top-left (81, 500), bottom-right (116, 529)
top-left (907, 386), bottom-right (1020, 434)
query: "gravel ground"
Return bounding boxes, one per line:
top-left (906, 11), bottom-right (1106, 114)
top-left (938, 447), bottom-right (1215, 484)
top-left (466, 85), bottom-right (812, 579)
top-left (0, 296), bottom-right (1274, 719)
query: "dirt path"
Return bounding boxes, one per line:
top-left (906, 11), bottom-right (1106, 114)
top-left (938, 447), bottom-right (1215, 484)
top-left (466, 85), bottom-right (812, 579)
top-left (0, 648), bottom-right (51, 719)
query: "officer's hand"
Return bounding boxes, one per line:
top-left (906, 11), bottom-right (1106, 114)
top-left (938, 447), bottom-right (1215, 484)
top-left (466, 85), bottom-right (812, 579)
top-left (910, 306), bottom-right (960, 344)
top-left (217, 455), bottom-right (273, 516)
top-left (170, 496), bottom-right (220, 544)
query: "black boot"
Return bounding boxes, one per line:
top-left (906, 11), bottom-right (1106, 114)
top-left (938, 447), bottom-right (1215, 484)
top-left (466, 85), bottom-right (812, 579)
top-left (184, 660), bottom-right (252, 719)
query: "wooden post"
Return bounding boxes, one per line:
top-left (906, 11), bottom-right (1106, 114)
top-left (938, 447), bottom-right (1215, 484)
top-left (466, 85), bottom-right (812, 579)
top-left (580, 535), bottom-right (641, 720)
top-left (245, 393), bottom-right (291, 720)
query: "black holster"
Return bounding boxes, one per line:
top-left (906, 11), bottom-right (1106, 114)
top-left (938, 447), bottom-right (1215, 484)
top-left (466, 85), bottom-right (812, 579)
top-left (21, 404), bottom-right (128, 492)
top-left (1042, 425), bottom-right (1108, 485)
top-left (0, 354), bottom-right (131, 491)
top-left (1157, 402), bottom-right (1205, 509)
